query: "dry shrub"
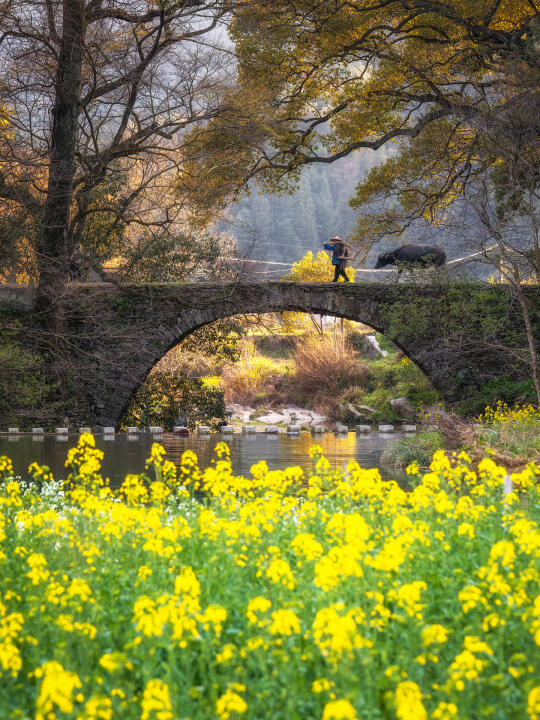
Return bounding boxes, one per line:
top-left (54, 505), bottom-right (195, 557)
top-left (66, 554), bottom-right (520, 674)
top-left (222, 341), bottom-right (292, 405)
top-left (252, 334), bottom-right (297, 356)
top-left (293, 334), bottom-right (370, 404)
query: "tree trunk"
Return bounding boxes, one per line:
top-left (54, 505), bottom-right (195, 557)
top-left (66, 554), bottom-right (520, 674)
top-left (35, 0), bottom-right (84, 330)
top-left (530, 188), bottom-right (540, 283)
top-left (513, 282), bottom-right (540, 406)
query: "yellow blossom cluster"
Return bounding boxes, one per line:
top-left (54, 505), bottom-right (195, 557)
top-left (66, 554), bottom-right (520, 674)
top-left (0, 436), bottom-right (538, 719)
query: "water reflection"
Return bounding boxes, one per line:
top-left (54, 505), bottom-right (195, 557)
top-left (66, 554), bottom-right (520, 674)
top-left (0, 431), bottom-right (409, 488)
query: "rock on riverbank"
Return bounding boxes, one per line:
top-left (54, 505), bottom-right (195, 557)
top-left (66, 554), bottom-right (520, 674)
top-left (227, 404), bottom-right (327, 426)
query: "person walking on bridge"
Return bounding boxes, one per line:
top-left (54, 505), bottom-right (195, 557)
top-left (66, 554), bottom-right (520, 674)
top-left (322, 236), bottom-right (351, 282)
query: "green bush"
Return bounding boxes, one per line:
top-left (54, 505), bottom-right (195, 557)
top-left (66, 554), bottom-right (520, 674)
top-left (456, 377), bottom-right (537, 416)
top-left (0, 301), bottom-right (52, 428)
top-left (121, 372), bottom-right (225, 430)
top-left (359, 357), bottom-right (439, 420)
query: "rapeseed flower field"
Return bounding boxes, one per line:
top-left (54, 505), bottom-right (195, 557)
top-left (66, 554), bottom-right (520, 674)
top-left (0, 434), bottom-right (539, 720)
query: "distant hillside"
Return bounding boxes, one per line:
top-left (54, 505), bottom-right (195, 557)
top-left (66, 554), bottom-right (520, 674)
top-left (219, 149), bottom-right (489, 276)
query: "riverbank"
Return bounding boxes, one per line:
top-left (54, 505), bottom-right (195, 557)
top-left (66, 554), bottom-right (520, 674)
top-left (218, 329), bottom-right (439, 425)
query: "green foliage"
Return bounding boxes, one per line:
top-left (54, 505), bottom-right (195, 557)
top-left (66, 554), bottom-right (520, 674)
top-left (121, 372), bottom-right (225, 431)
top-left (380, 431), bottom-right (444, 469)
top-left (117, 231), bottom-right (225, 283)
top-left (383, 280), bottom-right (534, 350)
top-left (0, 211), bottom-right (39, 282)
top-left (186, 1), bottom-right (538, 247)
top-left (111, 296), bottom-right (135, 326)
top-left (0, 302), bottom-right (52, 427)
top-left (359, 356), bottom-right (439, 421)
top-left (456, 377), bottom-right (537, 416)
top-left (181, 319), bottom-right (246, 365)
top-left (381, 282), bottom-right (512, 342)
top-left (374, 333), bottom-right (398, 355)
top-left (77, 166), bottom-right (128, 265)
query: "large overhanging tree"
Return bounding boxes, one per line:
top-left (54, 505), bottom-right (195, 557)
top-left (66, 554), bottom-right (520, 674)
top-left (183, 0), bottom-right (539, 225)
top-left (180, 0), bottom-right (539, 403)
top-left (0, 0), bottom-right (238, 326)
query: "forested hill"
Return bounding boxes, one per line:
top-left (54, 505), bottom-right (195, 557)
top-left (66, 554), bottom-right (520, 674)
top-left (219, 149), bottom-right (481, 271)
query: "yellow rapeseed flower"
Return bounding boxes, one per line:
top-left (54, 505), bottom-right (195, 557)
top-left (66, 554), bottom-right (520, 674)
top-left (269, 608), bottom-right (301, 635)
top-left (394, 681), bottom-right (427, 720)
top-left (322, 699), bottom-right (358, 720)
top-left (216, 688), bottom-right (247, 719)
top-left (141, 679), bottom-right (173, 720)
top-left (35, 661), bottom-right (82, 720)
top-left (528, 687), bottom-right (540, 720)
top-left (421, 624), bottom-right (449, 647)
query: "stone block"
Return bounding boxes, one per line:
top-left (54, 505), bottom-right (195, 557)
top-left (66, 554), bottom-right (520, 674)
top-left (287, 425), bottom-right (301, 434)
top-left (79, 427), bottom-right (92, 434)
top-left (403, 424), bottom-right (417, 432)
top-left (335, 423), bottom-right (348, 433)
top-left (103, 427), bottom-right (115, 434)
top-left (32, 428), bottom-right (44, 434)
top-left (265, 426), bottom-right (279, 434)
top-left (220, 425), bottom-right (234, 434)
top-left (378, 424), bottom-right (394, 432)
top-left (150, 426), bottom-right (163, 434)
top-left (126, 427), bottom-right (139, 434)
top-left (242, 426), bottom-right (256, 433)
top-left (311, 425), bottom-right (326, 434)
top-left (356, 425), bottom-right (372, 433)
top-left (7, 428), bottom-right (19, 434)
top-left (390, 397), bottom-right (416, 420)
top-left (173, 426), bottom-right (189, 434)
top-left (198, 426), bottom-right (211, 434)
top-left (55, 427), bottom-right (69, 434)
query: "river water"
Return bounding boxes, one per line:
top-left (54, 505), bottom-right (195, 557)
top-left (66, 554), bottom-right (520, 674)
top-left (0, 431), bottom-right (409, 488)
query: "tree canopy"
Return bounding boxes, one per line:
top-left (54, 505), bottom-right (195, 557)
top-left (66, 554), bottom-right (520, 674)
top-left (0, 0), bottom-right (237, 306)
top-left (184, 0), bottom-right (539, 234)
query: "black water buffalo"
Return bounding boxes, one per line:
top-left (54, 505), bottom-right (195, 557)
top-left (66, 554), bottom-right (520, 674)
top-left (375, 244), bottom-right (446, 270)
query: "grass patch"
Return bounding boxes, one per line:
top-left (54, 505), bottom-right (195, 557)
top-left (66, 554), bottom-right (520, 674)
top-left (380, 431), bottom-right (443, 468)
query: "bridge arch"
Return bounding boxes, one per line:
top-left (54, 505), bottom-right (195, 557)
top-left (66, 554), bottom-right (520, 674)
top-left (61, 281), bottom-right (537, 426)
top-left (117, 304), bottom-right (416, 427)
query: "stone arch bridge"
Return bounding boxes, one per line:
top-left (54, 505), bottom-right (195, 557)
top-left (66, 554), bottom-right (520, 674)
top-left (8, 281), bottom-right (538, 427)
